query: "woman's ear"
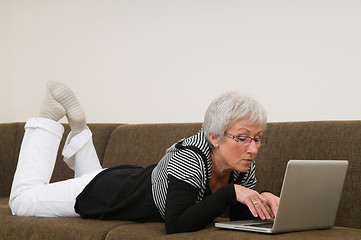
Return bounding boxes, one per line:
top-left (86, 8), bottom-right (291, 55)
top-left (208, 133), bottom-right (220, 148)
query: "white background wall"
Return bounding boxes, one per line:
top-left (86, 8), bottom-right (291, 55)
top-left (2, 0), bottom-right (361, 124)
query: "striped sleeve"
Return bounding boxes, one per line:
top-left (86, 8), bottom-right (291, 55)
top-left (167, 148), bottom-right (205, 190)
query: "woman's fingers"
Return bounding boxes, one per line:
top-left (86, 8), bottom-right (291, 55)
top-left (246, 200), bottom-right (258, 218)
top-left (253, 198), bottom-right (271, 220)
top-left (234, 185), bottom-right (276, 220)
top-left (261, 192), bottom-right (280, 218)
top-left (269, 195), bottom-right (279, 217)
top-left (245, 196), bottom-right (271, 220)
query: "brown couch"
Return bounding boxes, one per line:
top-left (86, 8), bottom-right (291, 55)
top-left (1, 121), bottom-right (361, 239)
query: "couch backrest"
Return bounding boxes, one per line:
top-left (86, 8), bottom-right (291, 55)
top-left (256, 121), bottom-right (361, 229)
top-left (101, 121), bottom-right (361, 229)
top-left (102, 123), bottom-right (202, 168)
top-left (0, 123), bottom-right (25, 198)
top-left (0, 123), bottom-right (121, 197)
top-left (1, 121), bottom-right (360, 229)
top-left (49, 123), bottom-right (122, 183)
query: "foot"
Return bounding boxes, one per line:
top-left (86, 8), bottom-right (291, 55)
top-left (48, 81), bottom-right (86, 135)
top-left (39, 87), bottom-right (66, 121)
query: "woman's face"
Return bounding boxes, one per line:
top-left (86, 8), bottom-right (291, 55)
top-left (210, 118), bottom-right (264, 173)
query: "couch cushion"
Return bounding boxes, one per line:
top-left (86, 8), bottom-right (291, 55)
top-left (102, 123), bottom-right (202, 168)
top-left (2, 196), bottom-right (360, 240)
top-left (105, 221), bottom-right (361, 240)
top-left (0, 197), bottom-right (136, 240)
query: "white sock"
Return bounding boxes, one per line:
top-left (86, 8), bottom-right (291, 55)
top-left (48, 81), bottom-right (86, 136)
top-left (39, 87), bottom-right (66, 121)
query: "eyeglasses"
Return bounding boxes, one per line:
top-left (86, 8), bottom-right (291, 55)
top-left (224, 132), bottom-right (268, 147)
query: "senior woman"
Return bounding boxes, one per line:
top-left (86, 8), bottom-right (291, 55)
top-left (9, 82), bottom-right (279, 234)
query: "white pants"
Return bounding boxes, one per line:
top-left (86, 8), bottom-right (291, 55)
top-left (9, 118), bottom-right (104, 217)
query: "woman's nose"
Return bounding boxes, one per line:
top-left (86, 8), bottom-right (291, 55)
top-left (246, 140), bottom-right (259, 155)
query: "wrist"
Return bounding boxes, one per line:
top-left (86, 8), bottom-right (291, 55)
top-left (259, 190), bottom-right (272, 194)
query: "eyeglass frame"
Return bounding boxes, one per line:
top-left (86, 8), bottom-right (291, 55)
top-left (224, 132), bottom-right (268, 147)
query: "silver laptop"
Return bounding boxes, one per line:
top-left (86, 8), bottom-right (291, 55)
top-left (215, 160), bottom-right (348, 234)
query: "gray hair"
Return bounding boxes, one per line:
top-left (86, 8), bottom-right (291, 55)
top-left (202, 92), bottom-right (267, 143)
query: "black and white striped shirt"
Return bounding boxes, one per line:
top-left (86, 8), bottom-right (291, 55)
top-left (151, 129), bottom-right (257, 219)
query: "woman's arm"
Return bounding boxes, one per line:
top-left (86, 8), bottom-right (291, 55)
top-left (165, 175), bottom-right (237, 234)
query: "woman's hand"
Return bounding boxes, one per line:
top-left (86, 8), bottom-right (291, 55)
top-left (234, 185), bottom-right (278, 220)
top-left (260, 191), bottom-right (280, 218)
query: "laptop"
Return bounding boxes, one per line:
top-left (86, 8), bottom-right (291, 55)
top-left (215, 160), bottom-right (348, 234)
